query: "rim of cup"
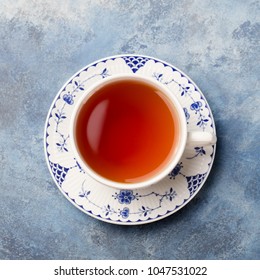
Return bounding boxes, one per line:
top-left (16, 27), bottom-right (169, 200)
top-left (70, 74), bottom-right (187, 190)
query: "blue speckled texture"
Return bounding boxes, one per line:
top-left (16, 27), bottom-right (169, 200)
top-left (0, 0), bottom-right (259, 259)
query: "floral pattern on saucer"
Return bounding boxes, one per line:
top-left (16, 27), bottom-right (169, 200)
top-left (44, 54), bottom-right (216, 225)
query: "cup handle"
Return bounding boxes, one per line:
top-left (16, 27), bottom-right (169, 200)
top-left (187, 131), bottom-right (217, 146)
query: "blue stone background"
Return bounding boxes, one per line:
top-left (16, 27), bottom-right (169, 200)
top-left (0, 0), bottom-right (259, 259)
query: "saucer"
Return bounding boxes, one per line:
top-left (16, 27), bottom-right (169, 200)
top-left (44, 54), bottom-right (216, 225)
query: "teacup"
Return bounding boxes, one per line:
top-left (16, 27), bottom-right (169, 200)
top-left (70, 74), bottom-right (216, 190)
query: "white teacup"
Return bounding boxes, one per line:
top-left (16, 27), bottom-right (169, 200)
top-left (70, 74), bottom-right (216, 190)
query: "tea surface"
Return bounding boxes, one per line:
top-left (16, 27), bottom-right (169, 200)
top-left (75, 79), bottom-right (178, 183)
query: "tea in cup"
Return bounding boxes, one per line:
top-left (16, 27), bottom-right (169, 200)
top-left (70, 74), bottom-right (216, 189)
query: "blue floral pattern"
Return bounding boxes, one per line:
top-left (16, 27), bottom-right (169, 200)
top-left (45, 55), bottom-right (216, 225)
top-left (183, 107), bottom-right (190, 123)
top-left (79, 182), bottom-right (177, 219)
top-left (190, 101), bottom-right (202, 112)
top-left (53, 69), bottom-right (110, 155)
top-left (63, 93), bottom-right (74, 105)
top-left (186, 147), bottom-right (206, 159)
top-left (168, 163), bottom-right (184, 179)
top-left (153, 72), bottom-right (209, 130)
top-left (120, 208), bottom-right (130, 219)
top-left (113, 190), bottom-right (136, 204)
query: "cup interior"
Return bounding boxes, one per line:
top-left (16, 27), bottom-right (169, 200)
top-left (70, 74), bottom-right (187, 190)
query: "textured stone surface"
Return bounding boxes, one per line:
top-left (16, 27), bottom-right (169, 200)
top-left (0, 0), bottom-right (259, 259)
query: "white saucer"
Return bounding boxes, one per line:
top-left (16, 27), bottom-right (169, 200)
top-left (44, 54), bottom-right (216, 225)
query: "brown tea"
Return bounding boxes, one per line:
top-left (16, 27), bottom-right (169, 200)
top-left (75, 79), bottom-right (179, 183)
